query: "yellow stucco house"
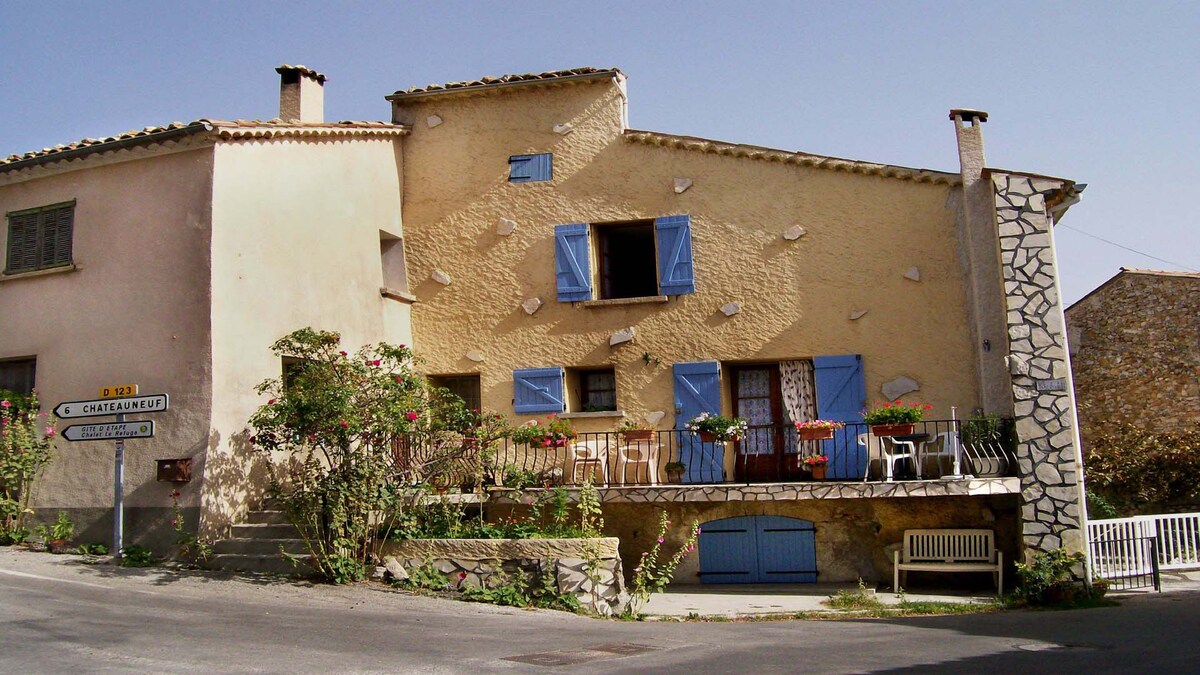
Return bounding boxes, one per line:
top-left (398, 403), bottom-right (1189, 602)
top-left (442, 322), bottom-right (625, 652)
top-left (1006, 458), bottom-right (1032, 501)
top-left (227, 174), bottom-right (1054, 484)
top-left (0, 66), bottom-right (1088, 585)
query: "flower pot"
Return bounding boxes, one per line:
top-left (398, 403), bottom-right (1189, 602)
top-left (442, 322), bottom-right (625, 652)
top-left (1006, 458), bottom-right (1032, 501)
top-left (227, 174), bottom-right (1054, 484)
top-left (622, 430), bottom-right (654, 442)
top-left (808, 465), bottom-right (828, 480)
top-left (797, 427), bottom-right (835, 441)
top-left (47, 539), bottom-right (72, 555)
top-left (665, 469), bottom-right (685, 483)
top-left (870, 423), bottom-right (916, 437)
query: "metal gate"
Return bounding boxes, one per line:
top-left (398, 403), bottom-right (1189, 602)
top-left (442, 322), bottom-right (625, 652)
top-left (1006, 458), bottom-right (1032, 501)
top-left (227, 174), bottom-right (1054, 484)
top-left (1087, 518), bottom-right (1161, 591)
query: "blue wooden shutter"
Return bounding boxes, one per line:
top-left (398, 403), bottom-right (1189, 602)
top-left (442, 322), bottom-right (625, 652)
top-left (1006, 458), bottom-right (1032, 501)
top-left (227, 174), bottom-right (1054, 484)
top-left (698, 517), bottom-right (757, 584)
top-left (554, 223), bottom-right (592, 302)
top-left (509, 153), bottom-right (552, 182)
top-left (654, 215), bottom-right (695, 295)
top-left (672, 360), bottom-right (723, 482)
top-left (513, 367), bottom-right (565, 414)
top-left (813, 355), bottom-right (867, 479)
top-left (756, 516), bottom-right (817, 583)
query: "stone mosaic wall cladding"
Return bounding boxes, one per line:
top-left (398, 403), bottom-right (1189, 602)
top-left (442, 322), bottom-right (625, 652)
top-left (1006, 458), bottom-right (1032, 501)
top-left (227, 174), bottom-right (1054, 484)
top-left (992, 171), bottom-right (1087, 556)
top-left (380, 538), bottom-right (626, 616)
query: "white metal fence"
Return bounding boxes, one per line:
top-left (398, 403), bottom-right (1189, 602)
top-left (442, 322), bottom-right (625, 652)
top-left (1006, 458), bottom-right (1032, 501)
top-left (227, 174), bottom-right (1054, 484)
top-left (1088, 512), bottom-right (1200, 578)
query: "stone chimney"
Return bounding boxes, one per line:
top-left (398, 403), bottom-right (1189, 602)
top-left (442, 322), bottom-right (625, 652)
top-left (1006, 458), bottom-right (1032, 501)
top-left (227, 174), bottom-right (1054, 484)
top-left (950, 109), bottom-right (1013, 415)
top-left (276, 64), bottom-right (326, 123)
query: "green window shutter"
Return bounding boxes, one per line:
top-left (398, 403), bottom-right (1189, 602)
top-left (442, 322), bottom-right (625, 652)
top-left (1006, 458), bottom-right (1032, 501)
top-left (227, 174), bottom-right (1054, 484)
top-left (40, 205), bottom-right (74, 267)
top-left (5, 212), bottom-right (39, 274)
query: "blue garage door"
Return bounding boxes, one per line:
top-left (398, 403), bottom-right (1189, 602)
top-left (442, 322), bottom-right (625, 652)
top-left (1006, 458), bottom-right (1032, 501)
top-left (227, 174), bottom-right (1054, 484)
top-left (698, 516), bottom-right (817, 584)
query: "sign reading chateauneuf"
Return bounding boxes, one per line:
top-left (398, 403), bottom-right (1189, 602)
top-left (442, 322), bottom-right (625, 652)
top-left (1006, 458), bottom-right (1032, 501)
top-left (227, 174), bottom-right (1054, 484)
top-left (53, 394), bottom-right (169, 419)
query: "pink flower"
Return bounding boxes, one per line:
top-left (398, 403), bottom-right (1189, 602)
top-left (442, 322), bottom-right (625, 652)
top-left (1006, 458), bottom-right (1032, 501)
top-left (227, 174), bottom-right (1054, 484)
top-left (339, 351), bottom-right (348, 356)
top-left (44, 427), bottom-right (56, 437)
top-left (657, 537), bottom-right (665, 544)
top-left (458, 572), bottom-right (467, 580)
top-left (0, 401), bottom-right (9, 408)
top-left (372, 359), bottom-right (381, 367)
top-left (171, 519), bottom-right (178, 527)
top-left (406, 411), bottom-right (419, 421)
top-left (339, 421), bottom-right (349, 429)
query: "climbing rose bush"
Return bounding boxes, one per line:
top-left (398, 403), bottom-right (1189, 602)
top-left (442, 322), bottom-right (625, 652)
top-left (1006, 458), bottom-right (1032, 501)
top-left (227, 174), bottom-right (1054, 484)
top-left (0, 392), bottom-right (55, 543)
top-left (248, 328), bottom-right (474, 583)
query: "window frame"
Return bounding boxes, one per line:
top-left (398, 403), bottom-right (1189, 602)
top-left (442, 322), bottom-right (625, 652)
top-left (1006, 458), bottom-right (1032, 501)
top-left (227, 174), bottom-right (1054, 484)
top-left (0, 357), bottom-right (37, 396)
top-left (4, 200), bottom-right (76, 275)
top-left (430, 374), bottom-right (482, 414)
top-left (572, 367), bottom-right (618, 413)
top-left (508, 153), bottom-right (552, 183)
top-left (594, 220), bottom-right (660, 300)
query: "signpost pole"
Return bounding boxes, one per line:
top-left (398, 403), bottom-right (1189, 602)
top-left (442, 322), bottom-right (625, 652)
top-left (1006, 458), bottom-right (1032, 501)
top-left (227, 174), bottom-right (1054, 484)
top-left (113, 412), bottom-right (125, 561)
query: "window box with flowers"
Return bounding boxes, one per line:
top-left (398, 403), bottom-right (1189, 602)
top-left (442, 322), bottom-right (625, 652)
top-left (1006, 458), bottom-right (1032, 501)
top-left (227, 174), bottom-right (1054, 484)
top-left (510, 415), bottom-right (577, 448)
top-left (861, 400), bottom-right (933, 436)
top-left (614, 419), bottom-right (655, 442)
top-left (794, 420), bottom-right (845, 441)
top-left (799, 454), bottom-right (829, 480)
top-left (685, 413), bottom-right (748, 443)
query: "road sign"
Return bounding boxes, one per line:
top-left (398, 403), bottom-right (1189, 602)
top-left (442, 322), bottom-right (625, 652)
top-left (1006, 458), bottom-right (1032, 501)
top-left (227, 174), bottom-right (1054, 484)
top-left (61, 420), bottom-right (155, 442)
top-left (99, 384), bottom-right (139, 399)
top-left (53, 394), bottom-right (169, 419)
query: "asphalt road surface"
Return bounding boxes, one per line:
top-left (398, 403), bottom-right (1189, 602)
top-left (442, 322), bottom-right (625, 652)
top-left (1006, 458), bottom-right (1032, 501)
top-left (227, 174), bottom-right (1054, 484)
top-left (2, 549), bottom-right (1197, 674)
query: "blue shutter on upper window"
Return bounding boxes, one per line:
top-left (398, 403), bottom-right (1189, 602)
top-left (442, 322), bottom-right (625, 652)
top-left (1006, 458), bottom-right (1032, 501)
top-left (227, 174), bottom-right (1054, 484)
top-left (554, 223), bottom-right (592, 301)
top-left (513, 367), bottom-right (566, 414)
top-left (655, 215), bottom-right (696, 295)
top-left (509, 153), bottom-right (552, 183)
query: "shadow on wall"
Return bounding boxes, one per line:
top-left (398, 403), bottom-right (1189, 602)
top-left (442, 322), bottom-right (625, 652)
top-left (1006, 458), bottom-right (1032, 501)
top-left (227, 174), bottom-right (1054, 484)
top-left (198, 427), bottom-right (271, 540)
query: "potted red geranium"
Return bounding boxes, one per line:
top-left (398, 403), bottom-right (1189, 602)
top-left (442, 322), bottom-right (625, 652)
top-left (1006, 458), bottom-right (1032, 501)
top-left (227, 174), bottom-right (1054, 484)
top-left (801, 455), bottom-right (829, 480)
top-left (861, 400), bottom-right (933, 436)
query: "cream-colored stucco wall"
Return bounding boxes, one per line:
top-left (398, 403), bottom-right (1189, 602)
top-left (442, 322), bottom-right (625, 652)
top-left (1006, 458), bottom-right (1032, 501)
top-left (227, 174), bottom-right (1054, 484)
top-left (398, 80), bottom-right (979, 438)
top-left (0, 148), bottom-right (216, 530)
top-left (204, 137), bottom-right (409, 536)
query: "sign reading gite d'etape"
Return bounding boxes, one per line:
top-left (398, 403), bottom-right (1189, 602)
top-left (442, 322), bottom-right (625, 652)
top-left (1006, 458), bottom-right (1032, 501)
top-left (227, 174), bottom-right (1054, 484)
top-left (53, 394), bottom-right (169, 419)
top-left (61, 420), bottom-right (155, 442)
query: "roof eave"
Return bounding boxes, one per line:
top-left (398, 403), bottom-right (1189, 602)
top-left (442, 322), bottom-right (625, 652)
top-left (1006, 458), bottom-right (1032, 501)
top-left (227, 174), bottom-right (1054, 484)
top-left (0, 122), bottom-right (215, 175)
top-left (385, 70), bottom-right (622, 102)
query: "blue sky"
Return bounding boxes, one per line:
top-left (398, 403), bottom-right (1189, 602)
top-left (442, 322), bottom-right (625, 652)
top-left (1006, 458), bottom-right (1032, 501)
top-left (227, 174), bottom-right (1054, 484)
top-left (3, 1), bottom-right (1197, 303)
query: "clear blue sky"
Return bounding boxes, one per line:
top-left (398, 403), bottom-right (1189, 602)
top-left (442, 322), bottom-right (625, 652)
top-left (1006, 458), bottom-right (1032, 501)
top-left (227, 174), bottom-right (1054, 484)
top-left (3, 1), bottom-right (1197, 303)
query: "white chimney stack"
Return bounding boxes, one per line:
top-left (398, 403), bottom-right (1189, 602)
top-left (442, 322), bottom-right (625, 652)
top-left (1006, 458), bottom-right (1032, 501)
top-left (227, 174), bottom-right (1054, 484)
top-left (276, 64), bottom-right (326, 123)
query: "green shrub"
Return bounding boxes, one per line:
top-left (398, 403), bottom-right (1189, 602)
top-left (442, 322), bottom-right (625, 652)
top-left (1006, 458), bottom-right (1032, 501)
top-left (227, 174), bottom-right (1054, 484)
top-left (1015, 548), bottom-right (1085, 605)
top-left (119, 545), bottom-right (157, 567)
top-left (1, 392), bottom-right (55, 542)
top-left (1084, 423), bottom-right (1200, 512)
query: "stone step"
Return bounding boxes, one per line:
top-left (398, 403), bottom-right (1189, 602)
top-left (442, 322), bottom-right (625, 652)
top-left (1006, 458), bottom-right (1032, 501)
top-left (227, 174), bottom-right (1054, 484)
top-left (212, 538), bottom-right (308, 556)
top-left (229, 523), bottom-right (301, 539)
top-left (208, 553), bottom-right (315, 576)
top-left (245, 510), bottom-right (290, 525)
top-left (260, 497), bottom-right (284, 511)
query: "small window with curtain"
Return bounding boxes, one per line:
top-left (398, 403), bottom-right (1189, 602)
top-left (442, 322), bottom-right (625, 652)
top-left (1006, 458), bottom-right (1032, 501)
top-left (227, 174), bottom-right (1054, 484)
top-left (571, 367), bottom-right (617, 412)
top-left (5, 201), bottom-right (75, 275)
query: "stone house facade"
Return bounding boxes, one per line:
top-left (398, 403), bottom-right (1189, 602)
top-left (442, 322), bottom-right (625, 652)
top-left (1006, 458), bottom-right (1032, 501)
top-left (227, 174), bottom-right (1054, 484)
top-left (1065, 268), bottom-right (1200, 439)
top-left (0, 66), bottom-right (1089, 585)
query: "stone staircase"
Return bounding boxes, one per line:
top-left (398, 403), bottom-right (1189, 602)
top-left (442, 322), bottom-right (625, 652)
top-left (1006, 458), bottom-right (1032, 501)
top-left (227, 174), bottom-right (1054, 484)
top-left (208, 500), bottom-right (315, 576)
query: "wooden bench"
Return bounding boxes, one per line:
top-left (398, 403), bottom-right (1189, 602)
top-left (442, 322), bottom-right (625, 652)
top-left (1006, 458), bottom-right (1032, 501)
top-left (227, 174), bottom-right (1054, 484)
top-left (894, 529), bottom-right (1003, 595)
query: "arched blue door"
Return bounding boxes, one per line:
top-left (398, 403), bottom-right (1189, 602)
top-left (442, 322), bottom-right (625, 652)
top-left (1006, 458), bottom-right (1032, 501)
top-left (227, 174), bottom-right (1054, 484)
top-left (698, 516), bottom-right (817, 584)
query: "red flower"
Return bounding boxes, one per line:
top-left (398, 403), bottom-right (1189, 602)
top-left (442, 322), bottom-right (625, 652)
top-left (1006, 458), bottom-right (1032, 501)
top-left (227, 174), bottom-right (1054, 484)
top-left (882, 401), bottom-right (892, 408)
top-left (406, 412), bottom-right (419, 421)
top-left (458, 572), bottom-right (467, 580)
top-left (339, 420), bottom-right (349, 429)
top-left (372, 359), bottom-right (381, 367)
top-left (339, 350), bottom-right (348, 356)
top-left (268, 399), bottom-right (276, 405)
top-left (923, 404), bottom-right (933, 410)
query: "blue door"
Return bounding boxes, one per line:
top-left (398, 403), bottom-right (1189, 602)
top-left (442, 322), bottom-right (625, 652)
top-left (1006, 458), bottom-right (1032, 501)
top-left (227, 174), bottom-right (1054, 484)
top-left (814, 355), bottom-right (866, 480)
top-left (698, 516), bottom-right (817, 584)
top-left (673, 361), bottom-right (724, 483)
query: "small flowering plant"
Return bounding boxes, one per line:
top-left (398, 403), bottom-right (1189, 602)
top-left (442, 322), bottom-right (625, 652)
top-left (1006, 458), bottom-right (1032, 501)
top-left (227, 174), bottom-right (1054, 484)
top-left (861, 400), bottom-right (933, 426)
top-left (510, 415), bottom-right (577, 448)
top-left (685, 412), bottom-right (748, 441)
top-left (801, 454), bottom-right (829, 467)
top-left (626, 511), bottom-right (701, 616)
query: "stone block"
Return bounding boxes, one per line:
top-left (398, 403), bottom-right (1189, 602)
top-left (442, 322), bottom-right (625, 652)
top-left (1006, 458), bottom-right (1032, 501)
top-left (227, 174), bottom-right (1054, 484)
top-left (431, 269), bottom-right (452, 285)
top-left (552, 123), bottom-right (574, 134)
top-left (903, 266), bottom-right (921, 282)
top-left (849, 309), bottom-right (868, 320)
top-left (720, 302), bottom-right (741, 317)
top-left (609, 327), bottom-right (635, 346)
top-left (881, 376), bottom-right (919, 400)
top-left (521, 297), bottom-right (543, 315)
top-left (426, 115), bottom-right (443, 128)
top-left (673, 177), bottom-right (693, 194)
top-left (783, 224), bottom-right (807, 240)
top-left (497, 218), bottom-right (517, 236)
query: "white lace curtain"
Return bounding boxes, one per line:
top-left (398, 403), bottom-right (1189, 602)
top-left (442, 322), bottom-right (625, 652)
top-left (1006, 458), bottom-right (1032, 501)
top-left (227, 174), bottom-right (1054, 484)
top-left (780, 360), bottom-right (816, 423)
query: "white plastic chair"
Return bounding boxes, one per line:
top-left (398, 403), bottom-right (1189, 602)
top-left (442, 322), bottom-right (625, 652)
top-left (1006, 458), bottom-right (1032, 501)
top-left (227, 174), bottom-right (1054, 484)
top-left (569, 441), bottom-right (609, 486)
top-left (615, 441), bottom-right (659, 485)
top-left (860, 432), bottom-right (917, 481)
top-left (921, 431), bottom-right (960, 478)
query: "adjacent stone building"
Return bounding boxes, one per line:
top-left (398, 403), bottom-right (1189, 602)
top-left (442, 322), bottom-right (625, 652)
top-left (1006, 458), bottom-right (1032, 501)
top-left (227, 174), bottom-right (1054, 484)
top-left (1066, 268), bottom-right (1200, 439)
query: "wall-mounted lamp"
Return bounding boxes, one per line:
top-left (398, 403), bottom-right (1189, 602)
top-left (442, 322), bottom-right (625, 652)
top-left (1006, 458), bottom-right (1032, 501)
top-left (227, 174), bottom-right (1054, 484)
top-left (982, 339), bottom-right (991, 352)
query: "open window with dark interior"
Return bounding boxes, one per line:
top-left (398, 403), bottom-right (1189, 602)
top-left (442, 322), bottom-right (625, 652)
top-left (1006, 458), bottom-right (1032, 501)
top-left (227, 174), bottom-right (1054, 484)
top-left (595, 221), bottom-right (658, 299)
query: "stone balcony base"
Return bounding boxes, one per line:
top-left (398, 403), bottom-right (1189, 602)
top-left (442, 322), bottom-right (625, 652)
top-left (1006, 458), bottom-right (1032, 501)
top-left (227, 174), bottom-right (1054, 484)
top-left (489, 477), bottom-right (1020, 504)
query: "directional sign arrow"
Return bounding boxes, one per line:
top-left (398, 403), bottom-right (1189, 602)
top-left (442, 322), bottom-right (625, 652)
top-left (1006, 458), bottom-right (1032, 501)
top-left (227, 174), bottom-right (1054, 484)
top-left (61, 420), bottom-right (156, 442)
top-left (53, 394), bottom-right (169, 419)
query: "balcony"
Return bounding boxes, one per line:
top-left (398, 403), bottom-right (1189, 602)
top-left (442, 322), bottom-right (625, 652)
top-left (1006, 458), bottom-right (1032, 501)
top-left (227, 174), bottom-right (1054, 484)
top-left (442, 418), bottom-right (1021, 503)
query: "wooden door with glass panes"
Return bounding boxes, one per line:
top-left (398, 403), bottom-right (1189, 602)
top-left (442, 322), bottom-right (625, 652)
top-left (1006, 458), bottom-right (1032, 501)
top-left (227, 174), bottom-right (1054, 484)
top-left (731, 365), bottom-right (799, 481)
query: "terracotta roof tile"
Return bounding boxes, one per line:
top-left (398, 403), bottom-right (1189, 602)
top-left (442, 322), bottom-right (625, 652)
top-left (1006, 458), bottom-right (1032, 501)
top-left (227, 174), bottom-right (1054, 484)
top-left (622, 129), bottom-right (961, 185)
top-left (1, 119), bottom-right (406, 172)
top-left (388, 67), bottom-right (621, 99)
top-left (275, 64), bottom-right (327, 83)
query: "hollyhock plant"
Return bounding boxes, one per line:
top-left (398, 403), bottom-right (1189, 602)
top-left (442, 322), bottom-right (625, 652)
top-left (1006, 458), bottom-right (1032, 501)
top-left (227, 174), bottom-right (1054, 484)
top-left (1, 391), bottom-right (55, 542)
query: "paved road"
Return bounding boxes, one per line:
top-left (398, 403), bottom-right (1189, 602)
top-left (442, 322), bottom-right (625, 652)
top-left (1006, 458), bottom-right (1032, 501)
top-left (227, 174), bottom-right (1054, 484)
top-left (2, 549), bottom-right (1197, 674)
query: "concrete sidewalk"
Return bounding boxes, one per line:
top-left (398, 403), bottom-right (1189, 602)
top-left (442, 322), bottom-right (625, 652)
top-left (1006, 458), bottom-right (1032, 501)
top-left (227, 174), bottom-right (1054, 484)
top-left (642, 582), bottom-right (1000, 617)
